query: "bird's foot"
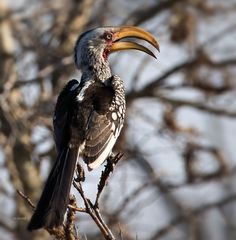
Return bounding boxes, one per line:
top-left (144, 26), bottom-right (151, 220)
top-left (107, 152), bottom-right (123, 170)
top-left (75, 163), bottom-right (85, 182)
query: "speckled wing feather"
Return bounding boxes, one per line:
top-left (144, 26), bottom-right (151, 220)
top-left (83, 111), bottom-right (116, 169)
top-left (83, 75), bottom-right (126, 170)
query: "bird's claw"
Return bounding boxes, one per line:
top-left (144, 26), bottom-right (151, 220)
top-left (75, 163), bottom-right (85, 182)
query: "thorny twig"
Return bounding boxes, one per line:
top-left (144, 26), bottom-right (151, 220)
top-left (65, 196), bottom-right (78, 240)
top-left (95, 153), bottom-right (123, 208)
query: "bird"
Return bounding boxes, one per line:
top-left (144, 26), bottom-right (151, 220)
top-left (27, 26), bottom-right (159, 230)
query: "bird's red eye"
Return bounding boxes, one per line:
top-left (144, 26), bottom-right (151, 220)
top-left (104, 32), bottom-right (113, 41)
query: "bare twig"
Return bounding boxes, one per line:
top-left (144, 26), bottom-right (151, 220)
top-left (12, 56), bottom-right (73, 89)
top-left (150, 193), bottom-right (236, 240)
top-left (123, 0), bottom-right (182, 25)
top-left (68, 204), bottom-right (86, 213)
top-left (184, 142), bottom-right (228, 183)
top-left (16, 189), bottom-right (35, 209)
top-left (157, 94), bottom-right (236, 118)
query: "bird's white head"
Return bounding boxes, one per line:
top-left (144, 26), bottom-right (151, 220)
top-left (74, 26), bottom-right (159, 80)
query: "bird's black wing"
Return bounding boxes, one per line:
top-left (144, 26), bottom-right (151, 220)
top-left (53, 79), bottom-right (81, 152)
top-left (28, 79), bottom-right (81, 230)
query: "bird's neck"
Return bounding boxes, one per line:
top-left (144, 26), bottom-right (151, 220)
top-left (81, 56), bottom-right (112, 82)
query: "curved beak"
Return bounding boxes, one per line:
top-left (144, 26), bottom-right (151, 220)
top-left (110, 26), bottom-right (160, 58)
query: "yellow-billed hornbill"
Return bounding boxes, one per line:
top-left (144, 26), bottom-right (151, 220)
top-left (28, 26), bottom-right (159, 230)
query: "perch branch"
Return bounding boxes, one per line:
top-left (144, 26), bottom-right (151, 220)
top-left (73, 181), bottom-right (115, 240)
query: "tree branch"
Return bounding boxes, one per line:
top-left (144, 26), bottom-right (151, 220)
top-left (151, 193), bottom-right (236, 239)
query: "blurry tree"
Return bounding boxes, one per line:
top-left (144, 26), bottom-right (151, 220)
top-left (1, 0), bottom-right (236, 239)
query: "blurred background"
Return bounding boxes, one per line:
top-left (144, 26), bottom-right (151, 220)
top-left (1, 0), bottom-right (236, 239)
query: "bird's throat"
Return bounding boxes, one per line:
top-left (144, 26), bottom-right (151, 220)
top-left (83, 57), bottom-right (112, 82)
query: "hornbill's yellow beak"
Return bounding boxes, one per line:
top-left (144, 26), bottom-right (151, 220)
top-left (110, 26), bottom-right (160, 58)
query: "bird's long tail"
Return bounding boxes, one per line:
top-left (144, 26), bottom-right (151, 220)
top-left (27, 147), bottom-right (78, 230)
